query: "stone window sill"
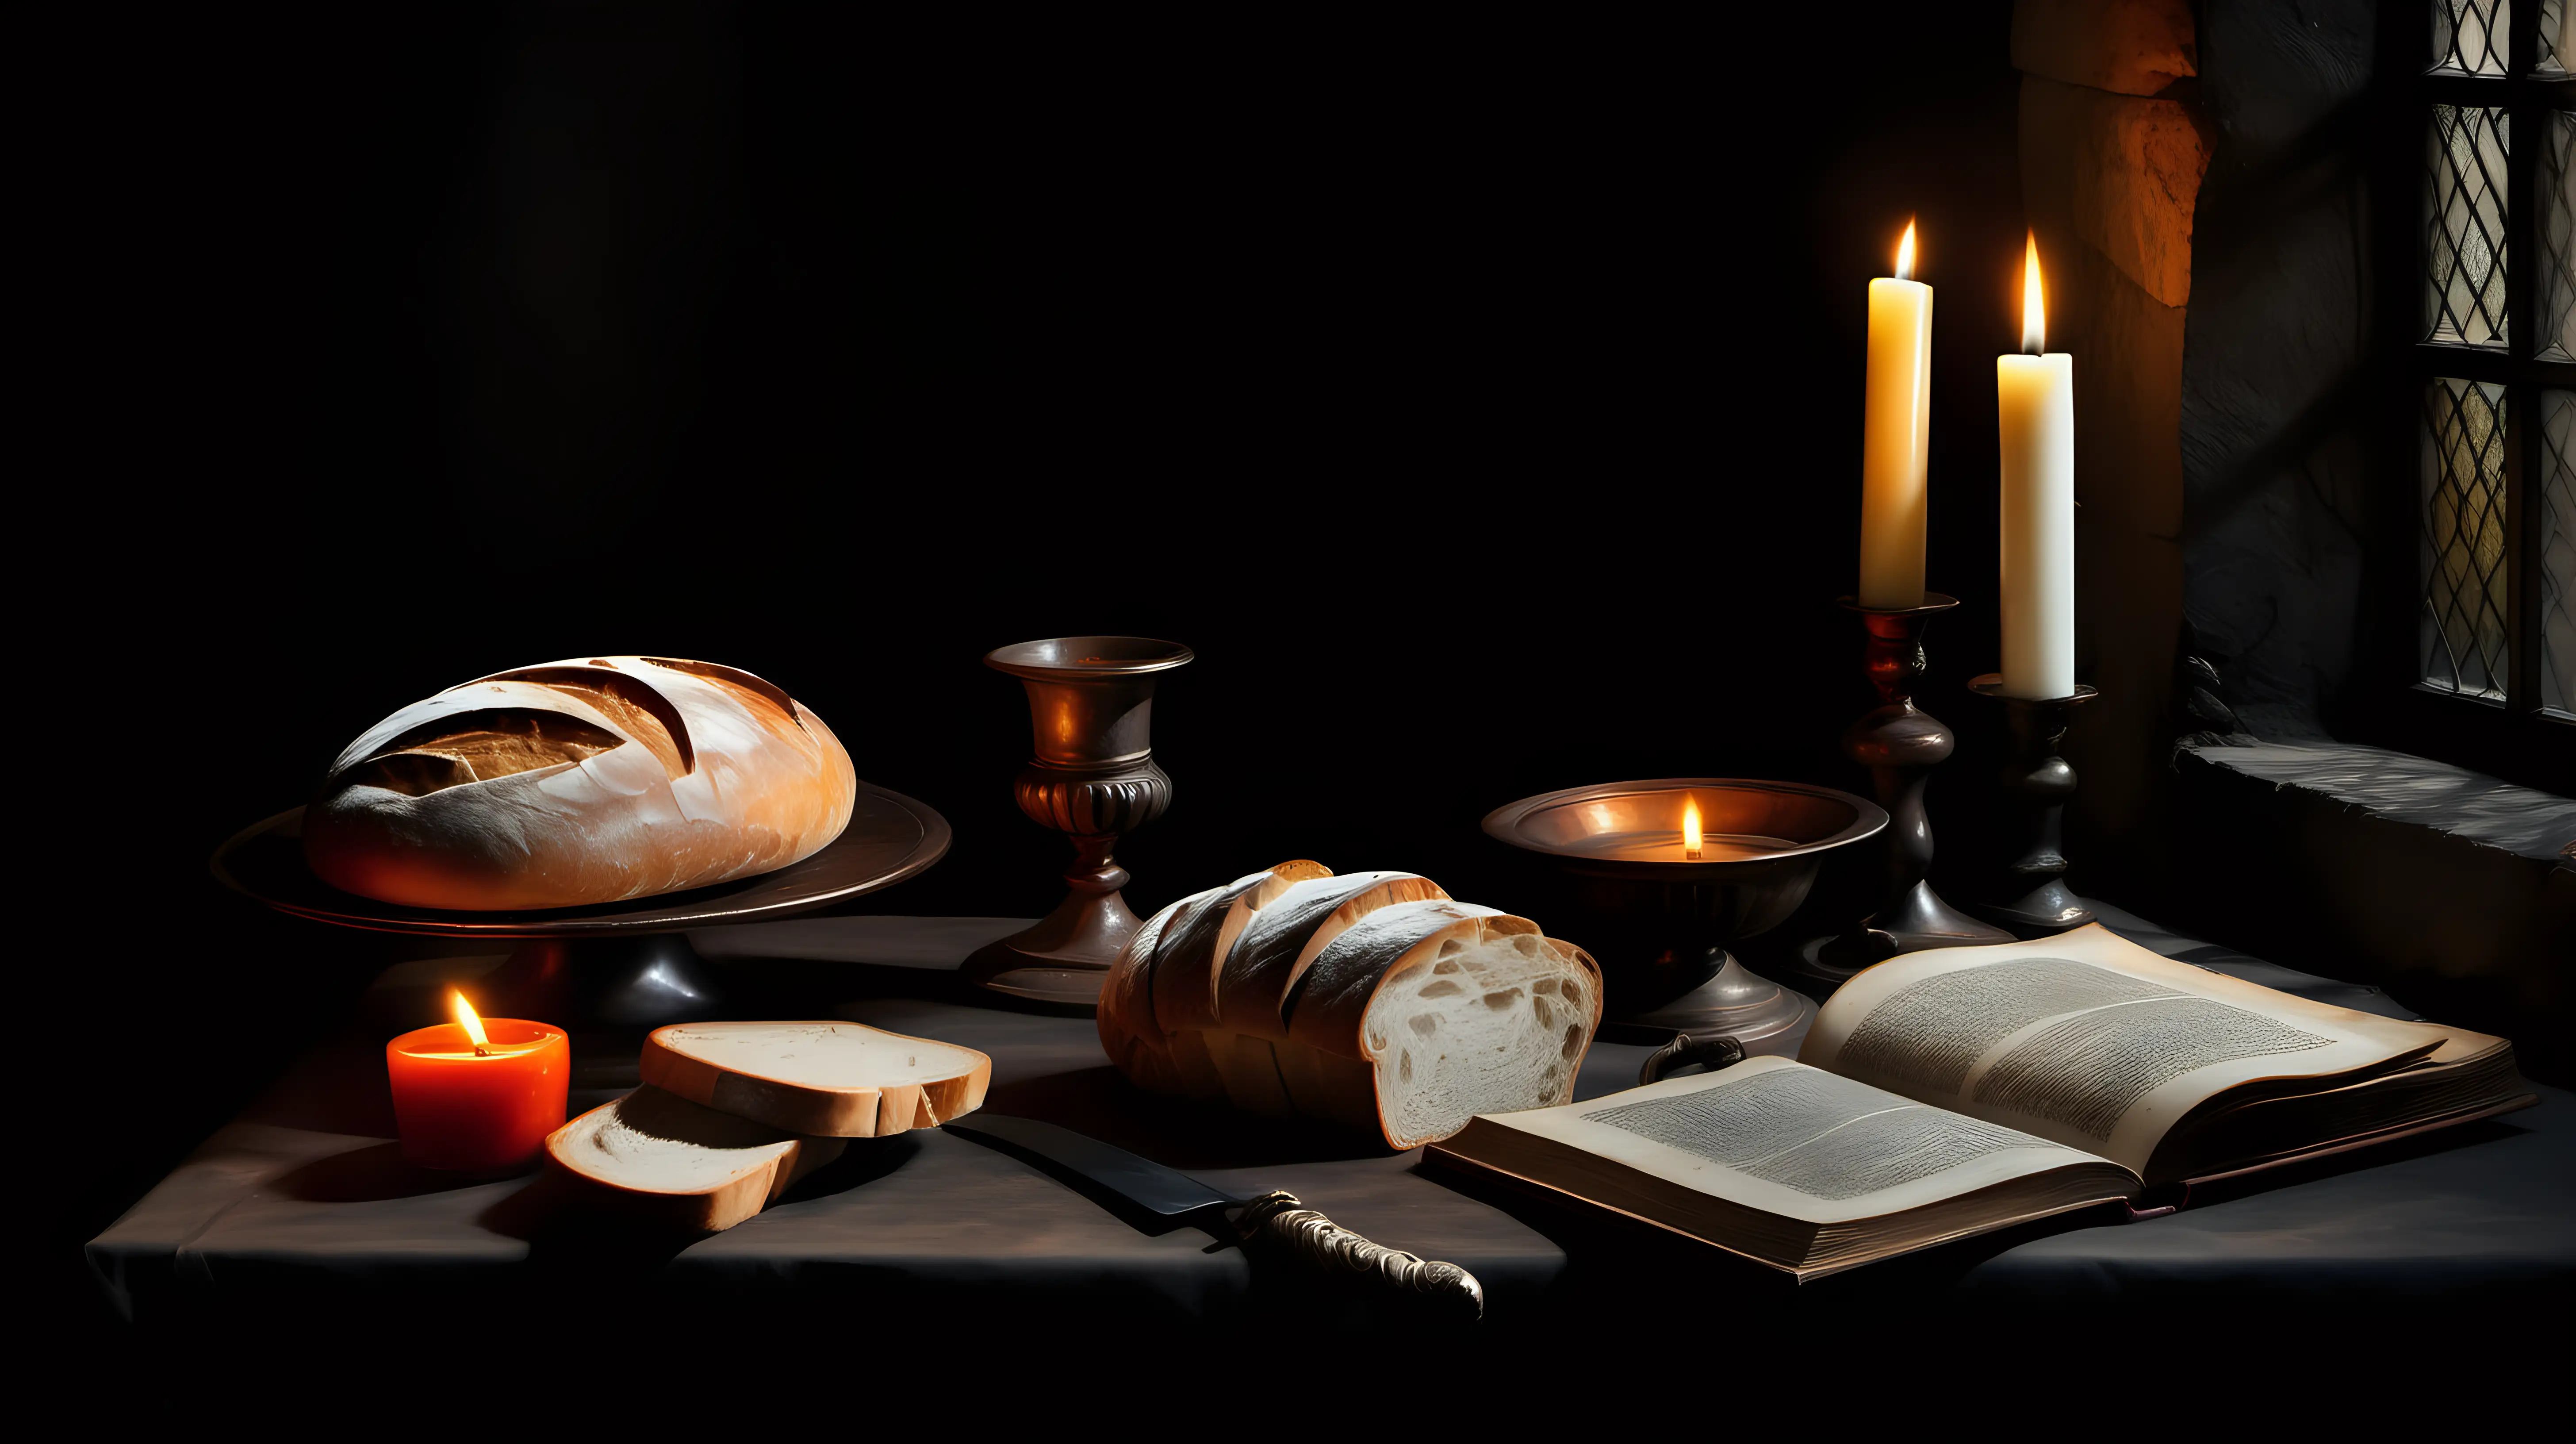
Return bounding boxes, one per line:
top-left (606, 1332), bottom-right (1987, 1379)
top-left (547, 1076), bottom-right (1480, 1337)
top-left (2168, 738), bottom-right (2573, 1081)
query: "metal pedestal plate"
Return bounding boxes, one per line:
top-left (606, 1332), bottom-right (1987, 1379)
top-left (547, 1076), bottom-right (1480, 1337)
top-left (211, 781), bottom-right (953, 1041)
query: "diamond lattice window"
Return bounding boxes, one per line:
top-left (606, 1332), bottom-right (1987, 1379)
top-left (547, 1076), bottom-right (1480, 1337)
top-left (2542, 389), bottom-right (2576, 714)
top-left (2404, 3), bottom-right (2575, 744)
top-left (2427, 105), bottom-right (2511, 348)
top-left (2544, 109), bottom-right (2575, 360)
top-left (2422, 379), bottom-right (2514, 698)
top-left (2437, 0), bottom-right (2514, 75)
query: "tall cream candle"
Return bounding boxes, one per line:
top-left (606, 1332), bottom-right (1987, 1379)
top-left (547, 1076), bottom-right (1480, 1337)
top-left (1997, 233), bottom-right (2074, 699)
top-left (1859, 221), bottom-right (1932, 608)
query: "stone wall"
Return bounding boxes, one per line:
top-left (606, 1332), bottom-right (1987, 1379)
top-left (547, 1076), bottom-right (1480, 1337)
top-left (2010, 0), bottom-right (2208, 903)
top-left (2172, 1), bottom-right (2384, 744)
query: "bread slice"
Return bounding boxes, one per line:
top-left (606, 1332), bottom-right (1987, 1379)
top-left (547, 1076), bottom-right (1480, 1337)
top-left (546, 1086), bottom-right (846, 1232)
top-left (1288, 900), bottom-right (1601, 1149)
top-left (640, 1022), bottom-right (991, 1137)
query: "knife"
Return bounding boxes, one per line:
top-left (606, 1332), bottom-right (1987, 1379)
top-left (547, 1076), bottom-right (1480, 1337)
top-left (945, 1114), bottom-right (1484, 1320)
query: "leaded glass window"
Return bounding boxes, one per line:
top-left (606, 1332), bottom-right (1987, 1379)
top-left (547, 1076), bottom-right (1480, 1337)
top-left (2427, 105), bottom-right (2510, 348)
top-left (2543, 389), bottom-right (2576, 711)
top-left (2436, 0), bottom-right (2513, 76)
top-left (2545, 109), bottom-right (2575, 360)
top-left (2411, 0), bottom-right (2576, 730)
top-left (2424, 378), bottom-right (2512, 695)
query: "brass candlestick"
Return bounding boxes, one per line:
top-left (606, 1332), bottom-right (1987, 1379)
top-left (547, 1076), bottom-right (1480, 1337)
top-left (963, 636), bottom-right (1191, 1010)
top-left (1969, 674), bottom-right (2098, 934)
top-left (1793, 594), bottom-right (2010, 993)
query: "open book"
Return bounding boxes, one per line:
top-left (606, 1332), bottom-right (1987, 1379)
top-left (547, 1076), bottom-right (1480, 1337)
top-left (1426, 925), bottom-right (2532, 1281)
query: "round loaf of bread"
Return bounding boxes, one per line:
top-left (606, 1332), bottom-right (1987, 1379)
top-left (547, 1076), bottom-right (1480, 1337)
top-left (303, 656), bottom-right (857, 911)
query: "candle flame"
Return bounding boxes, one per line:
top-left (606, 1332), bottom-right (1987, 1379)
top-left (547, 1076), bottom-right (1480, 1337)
top-left (452, 991), bottom-right (490, 1047)
top-left (1894, 219), bottom-right (1917, 282)
top-left (1682, 801), bottom-right (1704, 859)
top-left (2020, 231), bottom-right (2045, 354)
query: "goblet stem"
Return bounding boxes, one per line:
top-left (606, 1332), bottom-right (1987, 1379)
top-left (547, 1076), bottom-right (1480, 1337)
top-left (988, 834), bottom-right (1140, 962)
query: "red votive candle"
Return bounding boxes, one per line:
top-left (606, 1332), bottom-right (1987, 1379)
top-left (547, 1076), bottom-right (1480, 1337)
top-left (385, 1007), bottom-right (570, 1171)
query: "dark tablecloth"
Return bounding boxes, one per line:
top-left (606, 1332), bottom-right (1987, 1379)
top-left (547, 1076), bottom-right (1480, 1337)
top-left (88, 910), bottom-right (2573, 1406)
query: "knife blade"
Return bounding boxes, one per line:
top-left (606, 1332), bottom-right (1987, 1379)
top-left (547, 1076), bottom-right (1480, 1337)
top-left (946, 1114), bottom-right (1483, 1320)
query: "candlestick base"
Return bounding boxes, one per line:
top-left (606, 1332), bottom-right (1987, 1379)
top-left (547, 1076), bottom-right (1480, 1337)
top-left (1790, 594), bottom-right (2012, 995)
top-left (1789, 883), bottom-right (2019, 990)
top-left (1969, 676), bottom-right (2098, 936)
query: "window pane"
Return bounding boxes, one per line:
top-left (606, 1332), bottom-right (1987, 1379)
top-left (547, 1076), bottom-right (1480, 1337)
top-left (2434, 0), bottom-right (2511, 75)
top-left (2544, 0), bottom-right (2572, 74)
top-left (2427, 106), bottom-right (2511, 349)
top-left (2545, 111), bottom-right (2576, 361)
top-left (2422, 378), bottom-right (2511, 700)
top-left (2543, 390), bottom-right (2576, 715)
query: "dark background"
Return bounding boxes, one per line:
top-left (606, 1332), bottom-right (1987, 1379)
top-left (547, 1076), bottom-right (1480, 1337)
top-left (67, 3), bottom-right (2046, 1384)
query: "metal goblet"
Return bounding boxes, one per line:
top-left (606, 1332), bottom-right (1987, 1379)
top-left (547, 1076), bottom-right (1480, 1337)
top-left (962, 635), bottom-right (1191, 1010)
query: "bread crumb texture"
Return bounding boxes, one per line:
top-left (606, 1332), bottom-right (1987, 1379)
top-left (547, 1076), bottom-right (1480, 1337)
top-left (566, 1087), bottom-right (797, 1192)
top-left (1365, 932), bottom-right (1596, 1147)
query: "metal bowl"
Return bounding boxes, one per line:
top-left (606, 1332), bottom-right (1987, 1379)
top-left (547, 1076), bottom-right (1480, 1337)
top-left (1483, 779), bottom-right (1888, 1037)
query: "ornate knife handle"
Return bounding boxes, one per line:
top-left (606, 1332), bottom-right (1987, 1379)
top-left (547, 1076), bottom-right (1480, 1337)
top-left (1235, 1191), bottom-right (1484, 1321)
top-left (1638, 1032), bottom-right (1746, 1086)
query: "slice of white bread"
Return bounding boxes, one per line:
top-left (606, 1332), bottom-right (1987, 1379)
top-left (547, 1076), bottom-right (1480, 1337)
top-left (1096, 863), bottom-right (1602, 1151)
top-left (546, 1085), bottom-right (846, 1232)
top-left (1290, 901), bottom-right (1600, 1149)
top-left (640, 1021), bottom-right (991, 1137)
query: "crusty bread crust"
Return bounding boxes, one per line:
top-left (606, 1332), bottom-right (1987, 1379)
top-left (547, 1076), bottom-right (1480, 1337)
top-left (1218, 873), bottom-right (1449, 1041)
top-left (302, 656), bottom-right (857, 910)
top-left (640, 1021), bottom-right (990, 1138)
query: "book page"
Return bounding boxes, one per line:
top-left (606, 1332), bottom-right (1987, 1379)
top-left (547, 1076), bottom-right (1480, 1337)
top-left (1478, 1055), bottom-right (2114, 1226)
top-left (1799, 925), bottom-right (2439, 1174)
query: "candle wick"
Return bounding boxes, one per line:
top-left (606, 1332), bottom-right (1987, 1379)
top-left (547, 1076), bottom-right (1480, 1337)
top-left (1686, 846), bottom-right (1704, 860)
top-left (474, 1045), bottom-right (490, 1058)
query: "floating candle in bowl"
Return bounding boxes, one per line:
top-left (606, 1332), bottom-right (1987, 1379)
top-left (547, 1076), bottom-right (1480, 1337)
top-left (385, 992), bottom-right (569, 1171)
top-left (1482, 780), bottom-right (1887, 1042)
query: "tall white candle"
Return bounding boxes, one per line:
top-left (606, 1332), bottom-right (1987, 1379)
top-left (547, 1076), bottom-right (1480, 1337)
top-left (1859, 221), bottom-right (1932, 608)
top-left (1997, 233), bottom-right (2074, 699)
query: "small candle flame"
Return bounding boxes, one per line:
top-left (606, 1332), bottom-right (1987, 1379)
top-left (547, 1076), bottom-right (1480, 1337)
top-left (1683, 801), bottom-right (1704, 860)
top-left (1894, 219), bottom-right (1917, 283)
top-left (452, 991), bottom-right (491, 1050)
top-left (2020, 231), bottom-right (2045, 354)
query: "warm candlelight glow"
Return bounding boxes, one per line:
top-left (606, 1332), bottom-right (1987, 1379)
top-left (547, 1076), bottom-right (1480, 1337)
top-left (1682, 801), bottom-right (1704, 860)
top-left (1894, 219), bottom-right (1917, 283)
top-left (452, 991), bottom-right (490, 1048)
top-left (2020, 231), bottom-right (2045, 354)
